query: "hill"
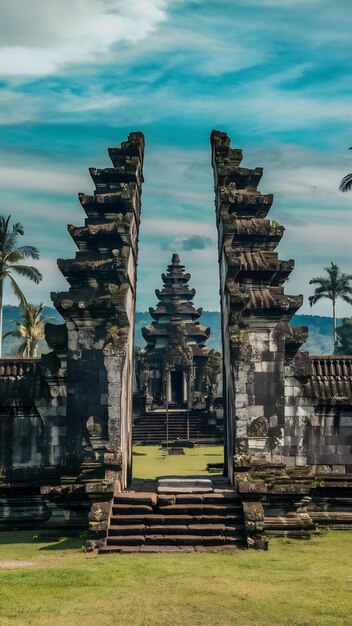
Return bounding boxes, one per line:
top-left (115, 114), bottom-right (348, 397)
top-left (1, 306), bottom-right (345, 357)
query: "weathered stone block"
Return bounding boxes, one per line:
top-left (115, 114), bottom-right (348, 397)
top-left (88, 501), bottom-right (111, 522)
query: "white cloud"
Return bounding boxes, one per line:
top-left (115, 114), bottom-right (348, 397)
top-left (58, 91), bottom-right (127, 113)
top-left (0, 0), bottom-right (168, 77)
top-left (142, 218), bottom-right (215, 237)
top-left (243, 0), bottom-right (321, 5)
top-left (0, 165), bottom-right (89, 194)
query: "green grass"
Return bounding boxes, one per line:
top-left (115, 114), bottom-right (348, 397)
top-left (132, 445), bottom-right (224, 479)
top-left (0, 531), bottom-right (351, 626)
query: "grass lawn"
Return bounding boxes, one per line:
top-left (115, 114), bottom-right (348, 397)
top-left (132, 444), bottom-right (224, 479)
top-left (0, 531), bottom-right (351, 626)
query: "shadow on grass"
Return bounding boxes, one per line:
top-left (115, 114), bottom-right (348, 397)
top-left (204, 453), bottom-right (224, 457)
top-left (0, 531), bottom-right (40, 545)
top-left (39, 536), bottom-right (85, 551)
top-left (0, 532), bottom-right (84, 553)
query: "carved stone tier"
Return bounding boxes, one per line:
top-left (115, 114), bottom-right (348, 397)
top-left (149, 303), bottom-right (203, 321)
top-left (277, 322), bottom-right (309, 362)
top-left (155, 286), bottom-right (196, 301)
top-left (79, 187), bottom-right (141, 220)
top-left (223, 216), bottom-right (284, 251)
top-left (225, 249), bottom-right (295, 286)
top-left (219, 189), bottom-right (274, 220)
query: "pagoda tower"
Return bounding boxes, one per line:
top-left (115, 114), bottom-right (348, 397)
top-left (141, 254), bottom-right (210, 406)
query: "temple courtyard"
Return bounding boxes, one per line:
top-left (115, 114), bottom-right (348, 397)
top-left (0, 531), bottom-right (351, 626)
top-left (132, 444), bottom-right (224, 479)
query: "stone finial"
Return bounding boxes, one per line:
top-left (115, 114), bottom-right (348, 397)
top-left (171, 253), bottom-right (180, 264)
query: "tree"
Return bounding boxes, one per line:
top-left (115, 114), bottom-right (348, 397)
top-left (0, 216), bottom-right (42, 356)
top-left (3, 302), bottom-right (51, 358)
top-left (339, 147), bottom-right (352, 192)
top-left (309, 262), bottom-right (352, 346)
top-left (335, 318), bottom-right (352, 355)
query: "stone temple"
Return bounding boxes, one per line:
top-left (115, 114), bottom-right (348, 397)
top-left (141, 253), bottom-right (209, 406)
top-left (0, 130), bottom-right (351, 551)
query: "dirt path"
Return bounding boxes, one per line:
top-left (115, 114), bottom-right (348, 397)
top-left (0, 560), bottom-right (35, 569)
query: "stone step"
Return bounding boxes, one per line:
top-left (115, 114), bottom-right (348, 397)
top-left (143, 535), bottom-right (242, 546)
top-left (155, 493), bottom-right (240, 505)
top-left (133, 423), bottom-right (210, 433)
top-left (111, 506), bottom-right (243, 519)
top-left (99, 544), bottom-right (242, 554)
top-left (174, 493), bottom-right (241, 504)
top-left (133, 424), bottom-right (210, 429)
top-left (109, 514), bottom-right (243, 526)
top-left (108, 524), bottom-right (245, 537)
top-left (154, 504), bottom-right (242, 515)
top-left (104, 480), bottom-right (245, 552)
top-left (107, 535), bottom-right (145, 546)
top-left (106, 534), bottom-right (243, 547)
top-left (113, 493), bottom-right (157, 506)
top-left (157, 478), bottom-right (214, 493)
top-left (109, 524), bottom-right (146, 535)
top-left (99, 541), bottom-right (242, 554)
top-left (112, 504), bottom-right (154, 515)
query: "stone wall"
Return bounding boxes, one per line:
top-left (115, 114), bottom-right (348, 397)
top-left (284, 355), bottom-right (352, 469)
top-left (0, 348), bottom-right (67, 469)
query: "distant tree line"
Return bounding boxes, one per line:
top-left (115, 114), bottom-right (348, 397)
top-left (0, 215), bottom-right (44, 358)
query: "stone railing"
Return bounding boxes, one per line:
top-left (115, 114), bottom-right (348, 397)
top-left (0, 358), bottom-right (40, 380)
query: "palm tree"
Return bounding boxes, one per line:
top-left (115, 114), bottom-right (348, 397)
top-left (309, 262), bottom-right (352, 347)
top-left (3, 302), bottom-right (51, 358)
top-left (339, 147), bottom-right (352, 192)
top-left (0, 215), bottom-right (42, 356)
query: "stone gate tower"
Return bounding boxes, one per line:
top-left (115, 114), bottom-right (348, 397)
top-left (52, 132), bottom-right (144, 488)
top-left (211, 130), bottom-right (306, 477)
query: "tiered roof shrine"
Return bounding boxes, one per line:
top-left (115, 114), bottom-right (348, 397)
top-left (141, 254), bottom-right (210, 406)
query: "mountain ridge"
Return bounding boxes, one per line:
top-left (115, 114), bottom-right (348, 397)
top-left (1, 305), bottom-right (344, 357)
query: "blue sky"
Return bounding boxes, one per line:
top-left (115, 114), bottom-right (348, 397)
top-left (0, 0), bottom-right (351, 315)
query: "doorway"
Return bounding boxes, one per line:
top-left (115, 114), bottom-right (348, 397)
top-left (171, 370), bottom-right (184, 404)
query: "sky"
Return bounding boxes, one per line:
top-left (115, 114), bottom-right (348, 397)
top-left (0, 0), bottom-right (351, 316)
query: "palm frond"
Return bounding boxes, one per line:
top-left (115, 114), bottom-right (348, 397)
top-left (11, 264), bottom-right (43, 284)
top-left (309, 285), bottom-right (330, 295)
top-left (3, 222), bottom-right (24, 255)
top-left (2, 329), bottom-right (21, 340)
top-left (309, 277), bottom-right (330, 287)
top-left (8, 276), bottom-right (27, 307)
top-left (0, 215), bottom-right (11, 249)
top-left (16, 245), bottom-right (40, 260)
top-left (339, 173), bottom-right (352, 192)
top-left (4, 250), bottom-right (23, 264)
top-left (308, 293), bottom-right (327, 306)
top-left (341, 294), bottom-right (352, 305)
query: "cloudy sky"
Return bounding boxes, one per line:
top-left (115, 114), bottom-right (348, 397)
top-left (1, 0), bottom-right (351, 315)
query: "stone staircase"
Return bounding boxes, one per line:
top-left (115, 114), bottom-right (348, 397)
top-left (99, 476), bottom-right (246, 553)
top-left (133, 410), bottom-right (222, 445)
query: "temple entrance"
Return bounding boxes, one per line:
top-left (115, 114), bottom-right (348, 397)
top-left (170, 370), bottom-right (184, 404)
top-left (132, 254), bottom-right (224, 480)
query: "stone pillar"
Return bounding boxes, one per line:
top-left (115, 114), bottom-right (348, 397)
top-left (211, 130), bottom-right (304, 476)
top-left (52, 132), bottom-right (144, 489)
